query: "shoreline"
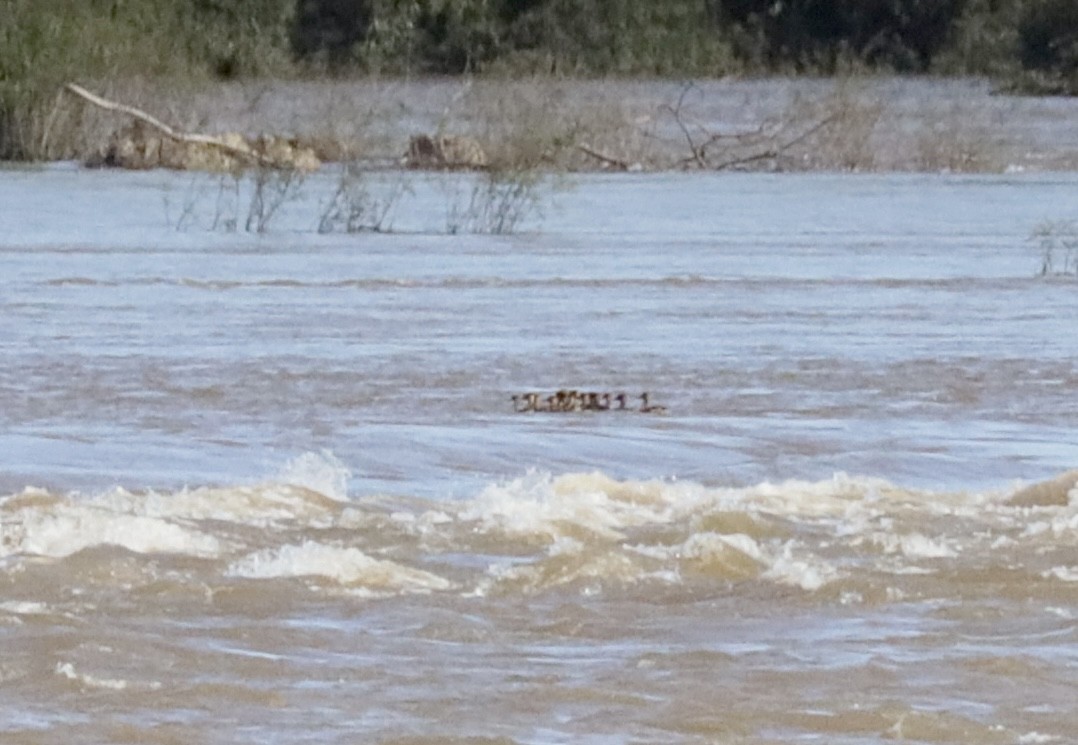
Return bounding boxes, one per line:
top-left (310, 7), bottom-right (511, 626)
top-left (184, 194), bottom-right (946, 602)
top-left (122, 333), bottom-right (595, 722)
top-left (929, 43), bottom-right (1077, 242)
top-left (21, 76), bottom-right (1078, 174)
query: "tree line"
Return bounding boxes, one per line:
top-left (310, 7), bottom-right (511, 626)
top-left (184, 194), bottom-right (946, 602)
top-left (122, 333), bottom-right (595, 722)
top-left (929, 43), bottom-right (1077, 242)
top-left (290, 0), bottom-right (1075, 83)
top-left (2, 0), bottom-right (1076, 160)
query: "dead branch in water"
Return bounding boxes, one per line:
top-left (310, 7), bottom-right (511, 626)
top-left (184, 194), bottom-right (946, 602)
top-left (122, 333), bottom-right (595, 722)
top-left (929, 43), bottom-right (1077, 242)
top-left (710, 113), bottom-right (839, 171)
top-left (63, 82), bottom-right (278, 168)
top-left (576, 142), bottom-right (632, 171)
top-left (659, 81), bottom-right (841, 172)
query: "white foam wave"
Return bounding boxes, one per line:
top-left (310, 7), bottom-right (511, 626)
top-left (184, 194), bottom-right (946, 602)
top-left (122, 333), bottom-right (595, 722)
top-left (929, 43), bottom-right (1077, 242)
top-left (0, 601), bottom-right (50, 616)
top-left (1042, 566), bottom-right (1078, 582)
top-left (275, 450), bottom-right (352, 502)
top-left (13, 504), bottom-right (221, 559)
top-left (676, 532), bottom-right (767, 579)
top-left (763, 542), bottom-right (840, 592)
top-left (227, 541), bottom-right (452, 592)
top-left (870, 531), bottom-right (957, 559)
top-left (55, 661), bottom-right (160, 691)
top-left (5, 464), bottom-right (1073, 599)
top-left (1018, 733), bottom-right (1061, 744)
top-left (461, 470), bottom-right (645, 543)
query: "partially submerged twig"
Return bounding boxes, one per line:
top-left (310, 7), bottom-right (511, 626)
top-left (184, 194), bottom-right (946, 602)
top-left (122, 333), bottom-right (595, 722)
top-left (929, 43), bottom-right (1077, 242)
top-left (710, 113), bottom-right (839, 171)
top-left (576, 143), bottom-right (632, 170)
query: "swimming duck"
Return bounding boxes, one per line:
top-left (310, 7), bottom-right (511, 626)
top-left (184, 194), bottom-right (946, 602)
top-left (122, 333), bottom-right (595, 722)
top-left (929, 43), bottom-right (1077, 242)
top-left (582, 392), bottom-right (602, 411)
top-left (512, 392), bottom-right (543, 412)
top-left (639, 392), bottom-right (668, 414)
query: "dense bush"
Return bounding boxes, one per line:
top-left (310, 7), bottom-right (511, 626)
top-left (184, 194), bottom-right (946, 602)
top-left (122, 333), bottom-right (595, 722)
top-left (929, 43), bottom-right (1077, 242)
top-left (291, 0), bottom-right (504, 73)
top-left (715, 0), bottom-right (969, 72)
top-left (495, 0), bottom-right (736, 76)
top-left (288, 0), bottom-right (736, 75)
top-left (1016, 0), bottom-right (1078, 92)
top-left (291, 0), bottom-right (373, 68)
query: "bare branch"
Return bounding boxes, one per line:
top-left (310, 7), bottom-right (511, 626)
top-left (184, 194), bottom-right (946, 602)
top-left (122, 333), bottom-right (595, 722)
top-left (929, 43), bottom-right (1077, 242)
top-left (64, 82), bottom-right (279, 168)
top-left (576, 143), bottom-right (631, 170)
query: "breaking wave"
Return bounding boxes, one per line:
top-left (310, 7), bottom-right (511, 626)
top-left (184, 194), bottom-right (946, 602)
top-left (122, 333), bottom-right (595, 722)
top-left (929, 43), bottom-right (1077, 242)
top-left (1, 452), bottom-right (1075, 603)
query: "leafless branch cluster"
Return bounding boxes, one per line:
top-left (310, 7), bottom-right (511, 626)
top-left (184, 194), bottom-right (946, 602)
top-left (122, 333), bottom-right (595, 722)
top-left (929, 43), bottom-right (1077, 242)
top-left (656, 82), bottom-right (843, 171)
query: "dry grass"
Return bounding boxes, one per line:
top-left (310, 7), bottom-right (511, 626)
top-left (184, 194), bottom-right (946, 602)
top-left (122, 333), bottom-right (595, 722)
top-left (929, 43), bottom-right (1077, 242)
top-left (442, 78), bottom-right (658, 171)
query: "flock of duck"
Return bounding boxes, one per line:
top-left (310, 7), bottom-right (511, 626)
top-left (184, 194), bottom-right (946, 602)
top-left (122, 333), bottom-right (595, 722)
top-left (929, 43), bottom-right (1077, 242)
top-left (511, 390), bottom-right (668, 414)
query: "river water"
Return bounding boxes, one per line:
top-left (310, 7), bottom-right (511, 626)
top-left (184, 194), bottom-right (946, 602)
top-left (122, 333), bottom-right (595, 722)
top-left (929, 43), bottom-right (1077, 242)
top-left (1, 166), bottom-right (1076, 744)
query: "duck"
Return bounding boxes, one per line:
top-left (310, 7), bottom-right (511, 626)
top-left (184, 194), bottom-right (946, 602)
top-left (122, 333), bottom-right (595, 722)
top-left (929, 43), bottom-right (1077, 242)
top-left (639, 392), bottom-right (668, 414)
top-left (512, 392), bottom-right (543, 412)
top-left (582, 392), bottom-right (603, 410)
top-left (613, 393), bottom-right (629, 410)
top-left (566, 391), bottom-right (585, 412)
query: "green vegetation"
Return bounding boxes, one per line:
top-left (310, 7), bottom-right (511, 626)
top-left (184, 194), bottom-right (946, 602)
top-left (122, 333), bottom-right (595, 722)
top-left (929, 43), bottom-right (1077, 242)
top-left (4, 0), bottom-right (1078, 161)
top-left (1014, 0), bottom-right (1078, 94)
top-left (1, 0), bottom-right (294, 160)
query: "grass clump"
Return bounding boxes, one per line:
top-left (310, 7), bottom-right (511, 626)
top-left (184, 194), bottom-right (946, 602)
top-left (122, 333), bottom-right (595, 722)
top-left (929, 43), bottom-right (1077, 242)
top-left (444, 168), bottom-right (544, 235)
top-left (1031, 220), bottom-right (1078, 276)
top-left (318, 163), bottom-right (409, 233)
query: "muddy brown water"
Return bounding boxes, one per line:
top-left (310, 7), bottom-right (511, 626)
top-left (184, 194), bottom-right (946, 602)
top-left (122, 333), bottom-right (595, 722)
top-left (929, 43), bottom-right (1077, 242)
top-left (1, 165), bottom-right (1077, 744)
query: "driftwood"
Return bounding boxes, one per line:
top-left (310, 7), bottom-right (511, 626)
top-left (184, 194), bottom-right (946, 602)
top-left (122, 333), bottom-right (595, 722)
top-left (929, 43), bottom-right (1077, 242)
top-left (63, 83), bottom-right (304, 170)
top-left (576, 143), bottom-right (633, 171)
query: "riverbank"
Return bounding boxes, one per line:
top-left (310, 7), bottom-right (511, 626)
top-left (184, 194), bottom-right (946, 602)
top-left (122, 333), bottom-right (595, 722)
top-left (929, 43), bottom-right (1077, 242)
top-left (46, 76), bottom-right (1078, 174)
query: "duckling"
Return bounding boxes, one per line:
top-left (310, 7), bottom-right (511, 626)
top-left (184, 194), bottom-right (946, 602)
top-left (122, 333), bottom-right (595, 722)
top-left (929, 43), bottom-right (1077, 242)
top-left (554, 389), bottom-right (572, 412)
top-left (639, 392), bottom-right (668, 414)
top-left (596, 392), bottom-right (612, 411)
top-left (566, 392), bottom-right (585, 412)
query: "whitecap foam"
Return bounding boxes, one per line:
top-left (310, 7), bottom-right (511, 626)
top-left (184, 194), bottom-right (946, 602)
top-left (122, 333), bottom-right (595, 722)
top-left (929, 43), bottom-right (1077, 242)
top-left (55, 661), bottom-right (160, 691)
top-left (275, 450), bottom-right (352, 502)
top-left (762, 542), bottom-right (840, 592)
top-left (871, 531), bottom-right (957, 559)
top-left (0, 601), bottom-right (50, 615)
top-left (1042, 566), bottom-right (1078, 582)
top-left (226, 541), bottom-right (452, 592)
top-left (1018, 733), bottom-right (1061, 744)
top-left (14, 503), bottom-right (222, 559)
top-left (460, 470), bottom-right (638, 543)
